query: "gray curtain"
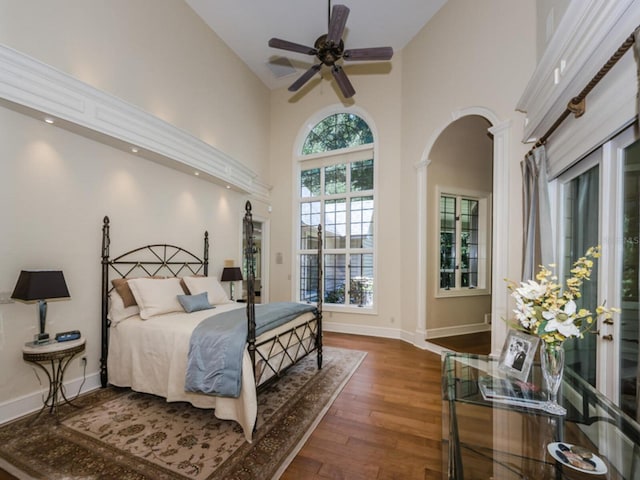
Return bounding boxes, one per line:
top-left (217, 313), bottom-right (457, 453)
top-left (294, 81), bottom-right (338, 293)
top-left (522, 145), bottom-right (554, 280)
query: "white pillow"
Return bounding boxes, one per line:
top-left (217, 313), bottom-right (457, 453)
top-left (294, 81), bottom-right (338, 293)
top-left (127, 277), bottom-right (185, 319)
top-left (182, 276), bottom-right (231, 305)
top-left (108, 289), bottom-right (140, 325)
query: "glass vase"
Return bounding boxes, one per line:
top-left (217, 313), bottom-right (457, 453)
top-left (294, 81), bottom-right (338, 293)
top-left (540, 342), bottom-right (567, 415)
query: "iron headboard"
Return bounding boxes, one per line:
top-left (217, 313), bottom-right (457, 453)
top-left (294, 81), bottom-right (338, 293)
top-left (100, 216), bottom-right (209, 387)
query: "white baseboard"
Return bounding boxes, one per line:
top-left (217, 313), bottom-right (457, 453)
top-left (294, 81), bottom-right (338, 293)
top-left (323, 321), bottom-right (448, 355)
top-left (0, 372), bottom-right (101, 425)
top-left (426, 323), bottom-right (491, 339)
top-left (324, 321), bottom-right (403, 340)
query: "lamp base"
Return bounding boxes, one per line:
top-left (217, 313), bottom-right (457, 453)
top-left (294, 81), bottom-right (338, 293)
top-left (33, 332), bottom-right (50, 344)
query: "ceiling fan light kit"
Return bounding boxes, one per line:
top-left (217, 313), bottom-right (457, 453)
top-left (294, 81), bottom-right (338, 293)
top-left (268, 3), bottom-right (393, 99)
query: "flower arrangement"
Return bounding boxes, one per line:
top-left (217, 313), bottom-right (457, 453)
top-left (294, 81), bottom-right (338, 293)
top-left (507, 246), bottom-right (618, 345)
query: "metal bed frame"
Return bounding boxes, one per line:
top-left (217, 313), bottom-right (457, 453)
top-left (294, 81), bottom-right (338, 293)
top-left (99, 200), bottom-right (323, 392)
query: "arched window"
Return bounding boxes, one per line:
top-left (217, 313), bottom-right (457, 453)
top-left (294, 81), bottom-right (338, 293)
top-left (297, 112), bottom-right (375, 309)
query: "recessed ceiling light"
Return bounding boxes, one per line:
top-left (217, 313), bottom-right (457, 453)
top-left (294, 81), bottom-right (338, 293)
top-left (226, 185), bottom-right (231, 189)
top-left (130, 147), bottom-right (139, 153)
top-left (44, 117), bottom-right (54, 124)
top-left (194, 171), bottom-right (200, 176)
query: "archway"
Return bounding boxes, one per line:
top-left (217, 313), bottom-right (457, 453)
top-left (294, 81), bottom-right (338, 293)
top-left (414, 107), bottom-right (511, 356)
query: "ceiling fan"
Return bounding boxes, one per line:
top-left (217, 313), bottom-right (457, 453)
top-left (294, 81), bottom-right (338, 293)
top-left (268, 2), bottom-right (394, 98)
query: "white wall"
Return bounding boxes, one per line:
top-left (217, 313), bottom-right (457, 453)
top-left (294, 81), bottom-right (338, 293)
top-left (0, 0), bottom-right (270, 180)
top-left (268, 0), bottom-right (537, 345)
top-left (401, 0), bottom-right (536, 347)
top-left (0, 0), bottom-right (270, 419)
top-left (269, 57), bottom-right (404, 337)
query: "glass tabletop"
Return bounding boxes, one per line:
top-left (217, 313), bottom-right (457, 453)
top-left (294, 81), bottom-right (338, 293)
top-left (442, 352), bottom-right (640, 479)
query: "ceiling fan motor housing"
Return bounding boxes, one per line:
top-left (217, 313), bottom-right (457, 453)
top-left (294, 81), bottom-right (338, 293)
top-left (314, 34), bottom-right (344, 66)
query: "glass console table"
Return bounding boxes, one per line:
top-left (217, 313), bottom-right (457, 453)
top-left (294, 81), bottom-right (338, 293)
top-left (442, 352), bottom-right (640, 479)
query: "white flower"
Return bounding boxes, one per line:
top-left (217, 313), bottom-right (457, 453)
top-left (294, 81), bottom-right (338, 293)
top-left (514, 280), bottom-right (547, 300)
top-left (543, 300), bottom-right (580, 338)
top-left (514, 297), bottom-right (536, 329)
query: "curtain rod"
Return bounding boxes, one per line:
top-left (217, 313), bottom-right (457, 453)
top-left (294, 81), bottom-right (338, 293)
top-left (526, 30), bottom-right (636, 156)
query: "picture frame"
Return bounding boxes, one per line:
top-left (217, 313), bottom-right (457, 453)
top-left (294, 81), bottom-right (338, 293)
top-left (498, 329), bottom-right (540, 382)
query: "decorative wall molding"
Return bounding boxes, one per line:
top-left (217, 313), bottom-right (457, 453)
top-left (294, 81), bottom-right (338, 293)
top-left (0, 43), bottom-right (271, 201)
top-left (517, 0), bottom-right (639, 144)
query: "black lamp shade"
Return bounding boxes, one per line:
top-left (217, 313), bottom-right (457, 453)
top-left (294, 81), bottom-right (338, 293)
top-left (221, 267), bottom-right (243, 282)
top-left (11, 270), bottom-right (70, 301)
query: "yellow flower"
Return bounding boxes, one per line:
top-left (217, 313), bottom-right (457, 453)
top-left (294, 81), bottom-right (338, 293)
top-left (506, 245), bottom-right (618, 344)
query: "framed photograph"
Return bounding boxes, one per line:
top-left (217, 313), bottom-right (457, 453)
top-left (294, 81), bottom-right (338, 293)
top-left (498, 329), bottom-right (540, 382)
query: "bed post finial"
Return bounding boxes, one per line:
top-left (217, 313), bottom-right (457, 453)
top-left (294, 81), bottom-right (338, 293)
top-left (245, 200), bottom-right (252, 213)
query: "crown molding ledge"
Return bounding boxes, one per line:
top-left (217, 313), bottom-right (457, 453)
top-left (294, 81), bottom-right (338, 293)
top-left (0, 43), bottom-right (271, 201)
top-left (516, 0), bottom-right (639, 144)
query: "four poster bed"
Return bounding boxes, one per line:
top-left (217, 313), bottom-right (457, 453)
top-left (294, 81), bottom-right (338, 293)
top-left (99, 201), bottom-right (323, 441)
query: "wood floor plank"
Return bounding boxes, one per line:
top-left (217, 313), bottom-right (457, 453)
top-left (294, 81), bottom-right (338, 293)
top-left (281, 332), bottom-right (448, 480)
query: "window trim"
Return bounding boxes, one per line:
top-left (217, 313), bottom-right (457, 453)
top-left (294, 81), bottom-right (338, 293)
top-left (435, 185), bottom-right (492, 298)
top-left (294, 109), bottom-right (378, 314)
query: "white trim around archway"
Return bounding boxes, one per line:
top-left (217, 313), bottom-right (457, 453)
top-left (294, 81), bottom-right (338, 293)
top-left (413, 106), bottom-right (511, 355)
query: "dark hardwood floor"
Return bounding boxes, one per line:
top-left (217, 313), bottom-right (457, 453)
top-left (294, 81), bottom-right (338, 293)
top-left (282, 333), bottom-right (445, 479)
top-left (0, 332), bottom-right (490, 479)
top-left (427, 331), bottom-right (492, 355)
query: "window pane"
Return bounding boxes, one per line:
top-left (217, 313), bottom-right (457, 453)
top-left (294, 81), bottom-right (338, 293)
top-left (461, 199), bottom-right (479, 288)
top-left (562, 165), bottom-right (599, 388)
top-left (324, 164), bottom-right (347, 195)
top-left (440, 196), bottom-right (456, 289)
top-left (301, 168), bottom-right (321, 197)
top-left (351, 159), bottom-right (374, 191)
top-left (302, 113), bottom-right (373, 154)
top-left (324, 254), bottom-right (346, 304)
top-left (299, 254), bottom-right (319, 302)
top-left (350, 196), bottom-right (374, 248)
top-left (300, 201), bottom-right (321, 249)
top-left (349, 254), bottom-right (373, 307)
top-left (324, 199), bottom-right (347, 249)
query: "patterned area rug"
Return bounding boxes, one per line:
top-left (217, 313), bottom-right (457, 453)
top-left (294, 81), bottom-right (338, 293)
top-left (0, 347), bottom-right (365, 480)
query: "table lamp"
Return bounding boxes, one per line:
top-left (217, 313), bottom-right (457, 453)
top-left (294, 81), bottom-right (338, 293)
top-left (12, 270), bottom-right (70, 344)
top-left (221, 267), bottom-right (243, 301)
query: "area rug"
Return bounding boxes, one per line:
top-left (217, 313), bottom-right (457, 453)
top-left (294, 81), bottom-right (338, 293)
top-left (0, 347), bottom-right (365, 480)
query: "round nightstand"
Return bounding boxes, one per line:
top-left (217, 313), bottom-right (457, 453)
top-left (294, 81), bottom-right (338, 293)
top-left (22, 337), bottom-right (86, 422)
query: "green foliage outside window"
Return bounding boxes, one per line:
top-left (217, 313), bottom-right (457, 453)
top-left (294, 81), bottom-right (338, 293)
top-left (302, 113), bottom-right (373, 155)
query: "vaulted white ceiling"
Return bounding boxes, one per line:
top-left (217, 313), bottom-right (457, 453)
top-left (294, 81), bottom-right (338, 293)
top-left (185, 0), bottom-right (448, 90)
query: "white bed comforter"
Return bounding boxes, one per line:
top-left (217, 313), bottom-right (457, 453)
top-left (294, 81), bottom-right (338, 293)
top-left (108, 303), bottom-right (259, 440)
top-left (107, 302), bottom-right (315, 442)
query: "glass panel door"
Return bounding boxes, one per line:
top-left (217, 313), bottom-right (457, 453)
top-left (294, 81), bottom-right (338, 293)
top-left (557, 123), bottom-right (640, 416)
top-left (620, 137), bottom-right (640, 420)
top-left (560, 161), bottom-right (600, 387)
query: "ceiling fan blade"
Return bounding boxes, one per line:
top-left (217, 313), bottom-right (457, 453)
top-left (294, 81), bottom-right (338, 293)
top-left (326, 5), bottom-right (350, 45)
top-left (331, 65), bottom-right (355, 98)
top-left (288, 64), bottom-right (323, 92)
top-left (268, 38), bottom-right (317, 55)
top-left (343, 46), bottom-right (394, 61)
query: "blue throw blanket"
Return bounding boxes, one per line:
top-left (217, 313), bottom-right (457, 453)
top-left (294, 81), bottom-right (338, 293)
top-left (184, 302), bottom-right (317, 398)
